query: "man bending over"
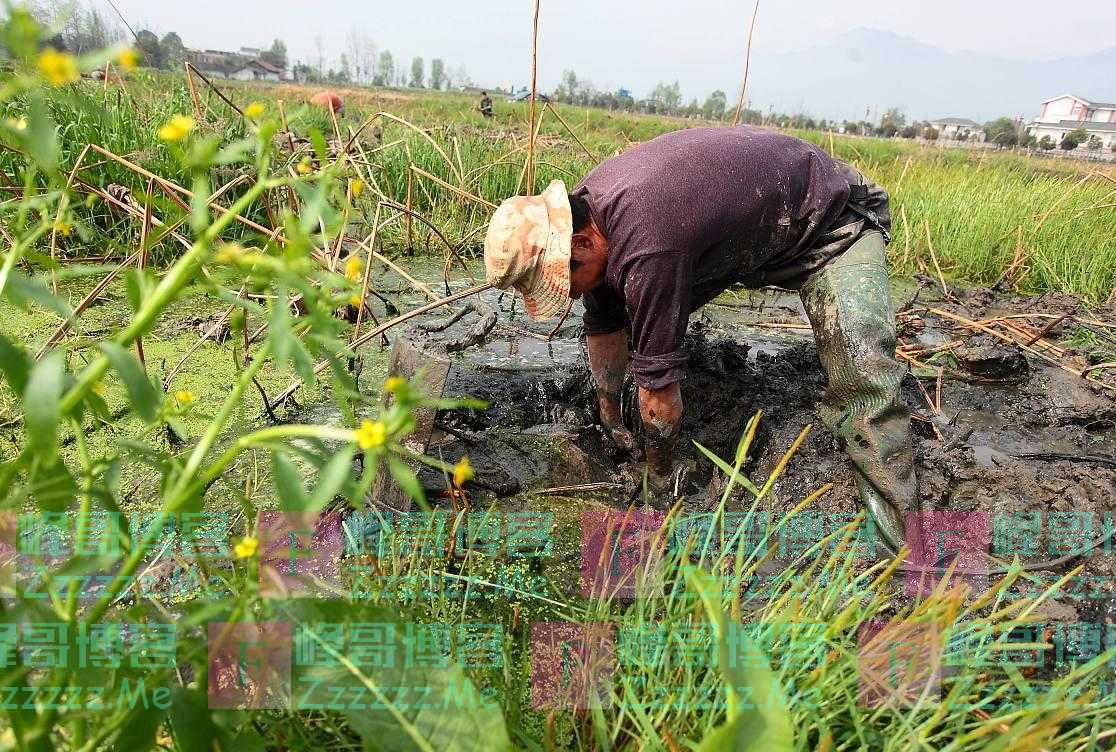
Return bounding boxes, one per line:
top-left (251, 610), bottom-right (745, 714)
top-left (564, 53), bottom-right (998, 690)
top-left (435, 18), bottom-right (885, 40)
top-left (483, 126), bottom-right (916, 550)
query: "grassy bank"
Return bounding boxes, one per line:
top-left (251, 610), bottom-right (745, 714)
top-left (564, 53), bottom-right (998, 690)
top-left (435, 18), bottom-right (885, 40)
top-left (4, 72), bottom-right (1114, 303)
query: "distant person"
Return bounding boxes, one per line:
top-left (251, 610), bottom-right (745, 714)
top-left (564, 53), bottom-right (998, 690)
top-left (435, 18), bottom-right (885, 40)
top-left (479, 91), bottom-right (493, 119)
top-left (310, 90), bottom-right (344, 115)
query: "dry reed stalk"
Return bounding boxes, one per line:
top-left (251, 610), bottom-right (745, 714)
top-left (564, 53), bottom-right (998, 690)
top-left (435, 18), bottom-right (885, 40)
top-left (931, 307), bottom-right (1115, 392)
top-left (268, 282), bottom-right (494, 410)
top-left (48, 144), bottom-right (93, 294)
top-left (410, 165), bottom-right (497, 210)
top-left (185, 62), bottom-right (203, 122)
top-left (352, 202), bottom-right (383, 342)
top-left (922, 219), bottom-right (951, 298)
top-left (516, 108), bottom-right (548, 195)
top-left (378, 199), bottom-right (476, 284)
top-left (895, 157), bottom-right (913, 193)
top-left (405, 169), bottom-right (414, 250)
top-left (526, 0), bottom-right (541, 193)
top-left (185, 63), bottom-right (243, 117)
top-left (135, 177), bottom-right (154, 369)
top-left (276, 100), bottom-right (300, 211)
top-left (900, 205), bottom-right (911, 267)
top-left (378, 112), bottom-right (463, 185)
top-left (731, 0), bottom-right (761, 126)
top-left (544, 102), bottom-right (597, 162)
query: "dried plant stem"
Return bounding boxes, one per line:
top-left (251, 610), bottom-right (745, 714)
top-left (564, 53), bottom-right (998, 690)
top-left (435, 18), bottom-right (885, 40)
top-left (526, 0), bottom-right (541, 194)
top-left (352, 202), bottom-right (383, 342)
top-left (731, 0), bottom-right (761, 126)
top-left (269, 282), bottom-right (494, 409)
top-left (185, 61), bottom-right (203, 122)
top-left (544, 101), bottom-right (597, 162)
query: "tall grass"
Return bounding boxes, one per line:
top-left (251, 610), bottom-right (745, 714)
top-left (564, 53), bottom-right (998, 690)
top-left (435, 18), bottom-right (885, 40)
top-left (5, 71), bottom-right (1112, 302)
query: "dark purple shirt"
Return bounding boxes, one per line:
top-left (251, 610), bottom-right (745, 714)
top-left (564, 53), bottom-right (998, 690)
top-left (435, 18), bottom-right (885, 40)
top-left (574, 127), bottom-right (854, 389)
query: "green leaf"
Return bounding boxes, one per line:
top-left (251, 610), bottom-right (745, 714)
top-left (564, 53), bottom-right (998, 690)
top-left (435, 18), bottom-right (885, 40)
top-left (111, 705), bottom-right (167, 752)
top-left (169, 687), bottom-right (228, 752)
top-left (0, 334), bottom-right (31, 395)
top-left (281, 601), bottom-right (512, 752)
top-left (23, 352), bottom-right (64, 465)
top-left (270, 283), bottom-right (294, 370)
top-left (272, 450), bottom-right (308, 511)
top-left (388, 455), bottom-right (426, 508)
top-left (125, 268), bottom-right (156, 315)
top-left (25, 93), bottom-right (59, 173)
top-left (687, 567), bottom-right (794, 752)
top-left (100, 342), bottom-right (160, 422)
top-left (309, 127), bottom-right (330, 166)
top-left (30, 459), bottom-right (76, 512)
top-left (693, 441), bottom-right (762, 497)
top-left (308, 446), bottom-right (355, 511)
top-left (5, 270), bottom-right (72, 317)
top-left (189, 173), bottom-right (211, 235)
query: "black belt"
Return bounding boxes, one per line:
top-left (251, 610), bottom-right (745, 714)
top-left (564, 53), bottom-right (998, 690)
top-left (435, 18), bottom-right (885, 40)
top-left (845, 183), bottom-right (891, 243)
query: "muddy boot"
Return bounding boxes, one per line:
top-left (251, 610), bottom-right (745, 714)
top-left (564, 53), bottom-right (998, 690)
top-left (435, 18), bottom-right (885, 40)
top-left (798, 231), bottom-right (916, 553)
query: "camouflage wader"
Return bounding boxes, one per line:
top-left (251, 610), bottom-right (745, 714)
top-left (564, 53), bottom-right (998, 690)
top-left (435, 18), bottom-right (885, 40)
top-left (795, 230), bottom-right (916, 552)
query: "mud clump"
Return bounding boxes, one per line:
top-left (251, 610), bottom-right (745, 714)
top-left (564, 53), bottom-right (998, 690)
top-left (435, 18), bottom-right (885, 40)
top-left (954, 340), bottom-right (1029, 380)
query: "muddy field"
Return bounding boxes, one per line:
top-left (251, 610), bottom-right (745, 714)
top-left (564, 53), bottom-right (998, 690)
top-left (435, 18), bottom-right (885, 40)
top-left (370, 277), bottom-right (1116, 610)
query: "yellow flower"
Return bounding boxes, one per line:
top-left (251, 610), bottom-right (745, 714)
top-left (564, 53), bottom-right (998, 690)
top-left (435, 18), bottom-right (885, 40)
top-left (116, 48), bottom-right (139, 71)
top-left (452, 456), bottom-right (474, 488)
top-left (6, 117), bottom-right (27, 132)
top-left (234, 536), bottom-right (258, 559)
top-left (350, 179), bottom-right (365, 198)
top-left (296, 157), bottom-right (313, 175)
top-left (91, 381), bottom-right (106, 396)
top-left (215, 243), bottom-right (244, 264)
top-left (37, 48), bottom-right (79, 86)
top-left (384, 376), bottom-right (406, 394)
top-left (175, 390), bottom-right (196, 405)
top-left (158, 114), bottom-right (195, 143)
top-left (53, 220), bottom-right (72, 237)
top-left (344, 255), bottom-right (363, 282)
top-left (244, 101), bottom-right (266, 120)
top-left (348, 293), bottom-right (363, 307)
top-left (354, 419), bottom-right (386, 449)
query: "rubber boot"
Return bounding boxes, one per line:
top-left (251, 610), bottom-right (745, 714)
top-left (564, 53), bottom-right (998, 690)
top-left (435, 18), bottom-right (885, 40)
top-left (797, 231), bottom-right (916, 553)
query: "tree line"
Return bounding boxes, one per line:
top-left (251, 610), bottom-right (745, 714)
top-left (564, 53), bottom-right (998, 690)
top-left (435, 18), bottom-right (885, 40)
top-left (293, 31), bottom-right (471, 90)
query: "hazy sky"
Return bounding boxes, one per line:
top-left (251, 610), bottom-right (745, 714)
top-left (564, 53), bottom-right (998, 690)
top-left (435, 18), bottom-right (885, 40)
top-left (106, 0), bottom-right (1116, 101)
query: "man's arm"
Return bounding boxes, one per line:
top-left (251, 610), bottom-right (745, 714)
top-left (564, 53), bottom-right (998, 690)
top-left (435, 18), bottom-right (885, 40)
top-left (587, 331), bottom-right (636, 451)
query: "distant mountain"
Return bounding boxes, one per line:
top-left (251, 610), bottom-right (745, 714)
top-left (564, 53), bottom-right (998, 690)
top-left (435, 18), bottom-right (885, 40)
top-left (746, 28), bottom-right (1116, 123)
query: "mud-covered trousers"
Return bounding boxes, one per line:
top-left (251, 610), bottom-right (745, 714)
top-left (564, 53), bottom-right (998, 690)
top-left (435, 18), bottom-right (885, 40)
top-left (791, 230), bottom-right (915, 552)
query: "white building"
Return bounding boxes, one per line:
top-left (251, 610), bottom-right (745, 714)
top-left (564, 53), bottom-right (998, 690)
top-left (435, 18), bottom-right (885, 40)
top-left (228, 59), bottom-right (283, 82)
top-left (1027, 95), bottom-right (1116, 151)
top-left (927, 117), bottom-right (985, 141)
top-left (186, 49), bottom-right (285, 82)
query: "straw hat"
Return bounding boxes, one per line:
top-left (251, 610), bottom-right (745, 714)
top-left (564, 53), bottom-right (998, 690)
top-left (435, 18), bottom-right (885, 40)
top-left (483, 180), bottom-right (573, 320)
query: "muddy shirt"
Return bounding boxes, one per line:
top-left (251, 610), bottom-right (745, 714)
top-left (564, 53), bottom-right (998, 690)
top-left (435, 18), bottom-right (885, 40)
top-left (574, 126), bottom-right (870, 390)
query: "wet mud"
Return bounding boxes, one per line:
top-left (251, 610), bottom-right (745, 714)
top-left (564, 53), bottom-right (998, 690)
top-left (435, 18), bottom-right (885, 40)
top-left (387, 284), bottom-right (1115, 593)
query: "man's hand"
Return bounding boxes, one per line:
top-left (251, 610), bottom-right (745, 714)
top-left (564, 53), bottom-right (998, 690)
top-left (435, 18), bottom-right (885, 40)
top-left (600, 396), bottom-right (637, 452)
top-left (588, 331), bottom-right (635, 452)
top-left (639, 383), bottom-right (684, 508)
